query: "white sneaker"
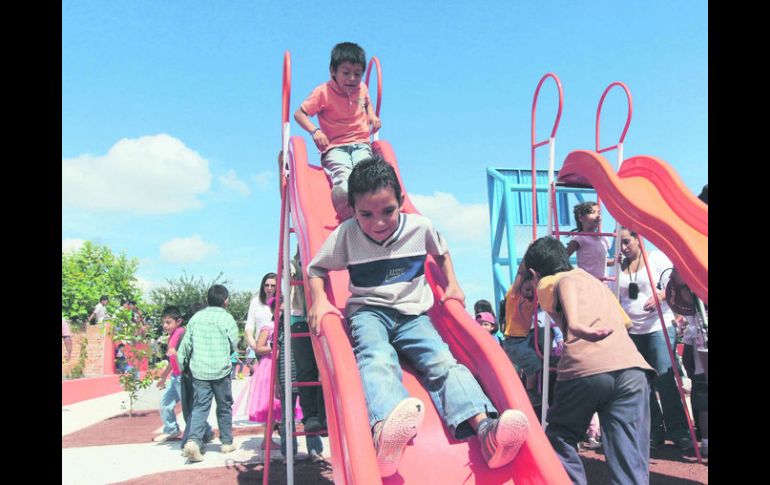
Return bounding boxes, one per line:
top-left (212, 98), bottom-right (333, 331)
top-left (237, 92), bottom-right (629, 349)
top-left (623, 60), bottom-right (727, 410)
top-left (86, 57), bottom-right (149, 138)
top-left (220, 443), bottom-right (237, 453)
top-left (309, 450), bottom-right (324, 463)
top-left (153, 431), bottom-right (181, 443)
top-left (183, 441), bottom-right (204, 462)
top-left (478, 409), bottom-right (529, 469)
top-left (374, 397), bottom-right (425, 477)
top-left (582, 436), bottom-right (602, 450)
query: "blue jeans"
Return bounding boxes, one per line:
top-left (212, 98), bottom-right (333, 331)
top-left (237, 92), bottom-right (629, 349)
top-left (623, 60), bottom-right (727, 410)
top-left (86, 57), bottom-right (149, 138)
top-left (630, 327), bottom-right (689, 442)
top-left (187, 376), bottom-right (233, 447)
top-left (321, 143), bottom-right (373, 216)
top-left (160, 375), bottom-right (182, 434)
top-left (546, 369), bottom-right (651, 485)
top-left (179, 371), bottom-right (213, 448)
top-left (349, 306), bottom-right (497, 440)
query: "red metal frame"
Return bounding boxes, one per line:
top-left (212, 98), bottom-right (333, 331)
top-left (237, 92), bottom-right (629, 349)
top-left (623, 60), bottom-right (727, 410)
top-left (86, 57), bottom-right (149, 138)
top-left (594, 82), bottom-right (632, 229)
top-left (530, 73), bottom-right (563, 240)
top-left (529, 73), bottom-right (563, 365)
top-left (637, 238), bottom-right (703, 463)
top-left (282, 51), bottom-right (291, 126)
top-left (365, 57), bottom-right (382, 118)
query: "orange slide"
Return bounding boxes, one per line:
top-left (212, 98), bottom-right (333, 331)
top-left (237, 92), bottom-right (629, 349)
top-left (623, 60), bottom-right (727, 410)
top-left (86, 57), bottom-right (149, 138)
top-left (557, 150), bottom-right (707, 304)
top-left (286, 136), bottom-right (570, 484)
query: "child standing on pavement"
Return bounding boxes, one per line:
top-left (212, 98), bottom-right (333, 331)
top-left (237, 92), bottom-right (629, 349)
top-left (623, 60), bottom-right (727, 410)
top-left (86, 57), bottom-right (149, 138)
top-left (294, 41), bottom-right (382, 220)
top-left (177, 285), bottom-right (239, 463)
top-left (306, 156), bottom-right (529, 478)
top-left (153, 306), bottom-right (186, 443)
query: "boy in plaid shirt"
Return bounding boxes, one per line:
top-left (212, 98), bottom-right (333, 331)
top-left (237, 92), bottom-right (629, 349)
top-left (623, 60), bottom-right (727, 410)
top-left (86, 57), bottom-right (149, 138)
top-left (177, 285), bottom-right (239, 462)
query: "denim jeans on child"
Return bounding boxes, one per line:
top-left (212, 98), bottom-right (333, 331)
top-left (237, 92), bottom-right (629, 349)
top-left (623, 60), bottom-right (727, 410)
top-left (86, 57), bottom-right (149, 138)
top-left (630, 326), bottom-right (689, 443)
top-left (161, 374), bottom-right (182, 435)
top-left (546, 368), bottom-right (651, 485)
top-left (321, 143), bottom-right (373, 216)
top-left (187, 376), bottom-right (234, 448)
top-left (349, 305), bottom-right (497, 440)
top-left (179, 372), bottom-right (213, 448)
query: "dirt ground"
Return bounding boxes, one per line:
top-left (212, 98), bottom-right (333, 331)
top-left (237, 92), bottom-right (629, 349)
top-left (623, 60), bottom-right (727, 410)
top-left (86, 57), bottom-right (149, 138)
top-left (64, 411), bottom-right (707, 484)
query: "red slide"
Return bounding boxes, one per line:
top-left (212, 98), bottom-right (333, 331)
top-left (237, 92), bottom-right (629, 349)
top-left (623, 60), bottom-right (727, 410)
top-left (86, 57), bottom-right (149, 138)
top-left (557, 150), bottom-right (707, 304)
top-left (286, 136), bottom-right (570, 484)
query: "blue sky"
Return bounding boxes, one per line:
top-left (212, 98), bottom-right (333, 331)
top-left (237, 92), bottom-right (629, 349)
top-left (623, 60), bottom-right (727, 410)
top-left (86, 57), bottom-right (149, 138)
top-left (62, 1), bottom-right (708, 308)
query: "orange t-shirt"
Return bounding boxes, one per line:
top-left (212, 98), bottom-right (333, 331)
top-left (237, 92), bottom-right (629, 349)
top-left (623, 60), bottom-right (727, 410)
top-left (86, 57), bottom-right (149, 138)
top-left (503, 286), bottom-right (534, 337)
top-left (300, 80), bottom-right (372, 152)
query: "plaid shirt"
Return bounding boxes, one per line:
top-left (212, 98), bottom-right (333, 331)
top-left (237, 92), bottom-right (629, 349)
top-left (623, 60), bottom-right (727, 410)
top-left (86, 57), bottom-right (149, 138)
top-left (177, 306), bottom-right (238, 380)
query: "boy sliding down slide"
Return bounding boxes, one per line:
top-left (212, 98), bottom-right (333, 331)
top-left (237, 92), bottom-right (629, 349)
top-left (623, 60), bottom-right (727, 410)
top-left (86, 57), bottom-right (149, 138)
top-left (306, 155), bottom-right (529, 478)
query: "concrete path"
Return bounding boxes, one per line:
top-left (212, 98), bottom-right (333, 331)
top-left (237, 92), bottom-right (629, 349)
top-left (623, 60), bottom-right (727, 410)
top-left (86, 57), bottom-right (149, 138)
top-left (62, 377), bottom-right (330, 485)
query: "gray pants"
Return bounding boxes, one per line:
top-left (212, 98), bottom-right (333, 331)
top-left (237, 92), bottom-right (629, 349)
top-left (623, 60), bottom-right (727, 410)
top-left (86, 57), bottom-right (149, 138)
top-left (321, 143), bottom-right (373, 219)
top-left (546, 368), bottom-right (651, 485)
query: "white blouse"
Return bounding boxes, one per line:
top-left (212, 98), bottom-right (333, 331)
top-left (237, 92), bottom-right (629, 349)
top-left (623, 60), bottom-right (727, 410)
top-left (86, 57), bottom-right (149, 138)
top-left (617, 250), bottom-right (675, 335)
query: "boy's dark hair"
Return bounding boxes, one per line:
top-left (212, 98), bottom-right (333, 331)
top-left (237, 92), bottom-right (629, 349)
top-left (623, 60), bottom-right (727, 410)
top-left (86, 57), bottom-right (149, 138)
top-left (571, 201), bottom-right (598, 232)
top-left (100, 295), bottom-right (109, 302)
top-left (259, 272), bottom-right (278, 305)
top-left (523, 237), bottom-right (573, 277)
top-left (347, 155), bottom-right (403, 209)
top-left (473, 299), bottom-right (495, 316)
top-left (207, 284), bottom-right (229, 307)
top-left (161, 305), bottom-right (183, 322)
top-left (330, 42), bottom-right (366, 71)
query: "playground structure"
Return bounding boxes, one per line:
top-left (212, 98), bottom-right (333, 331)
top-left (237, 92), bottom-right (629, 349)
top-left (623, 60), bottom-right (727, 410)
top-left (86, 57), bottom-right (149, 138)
top-left (487, 73), bottom-right (708, 463)
top-left (261, 51), bottom-right (571, 485)
top-left (261, 52), bottom-right (708, 483)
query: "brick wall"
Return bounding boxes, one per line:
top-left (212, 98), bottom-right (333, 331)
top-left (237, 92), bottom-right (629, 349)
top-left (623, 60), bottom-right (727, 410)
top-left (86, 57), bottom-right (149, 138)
top-left (62, 324), bottom-right (112, 378)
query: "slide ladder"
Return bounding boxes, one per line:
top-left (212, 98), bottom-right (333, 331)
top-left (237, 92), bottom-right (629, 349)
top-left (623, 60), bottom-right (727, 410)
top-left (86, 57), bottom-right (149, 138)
top-left (263, 50), bottom-right (571, 485)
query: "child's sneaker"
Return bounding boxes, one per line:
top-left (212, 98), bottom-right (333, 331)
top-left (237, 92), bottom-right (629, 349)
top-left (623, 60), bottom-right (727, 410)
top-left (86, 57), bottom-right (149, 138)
top-left (153, 431), bottom-right (181, 443)
top-left (309, 449), bottom-right (324, 463)
top-left (373, 397), bottom-right (426, 477)
top-left (220, 443), bottom-right (237, 453)
top-left (477, 409), bottom-right (529, 469)
top-left (183, 441), bottom-right (204, 462)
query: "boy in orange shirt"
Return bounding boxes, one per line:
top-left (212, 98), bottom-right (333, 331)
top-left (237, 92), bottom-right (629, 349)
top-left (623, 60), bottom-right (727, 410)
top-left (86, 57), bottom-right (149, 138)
top-left (294, 42), bottom-right (381, 220)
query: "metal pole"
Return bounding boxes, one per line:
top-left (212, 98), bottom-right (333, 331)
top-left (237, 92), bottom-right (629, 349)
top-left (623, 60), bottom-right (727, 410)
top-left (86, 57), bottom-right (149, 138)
top-left (283, 185), bottom-right (294, 485)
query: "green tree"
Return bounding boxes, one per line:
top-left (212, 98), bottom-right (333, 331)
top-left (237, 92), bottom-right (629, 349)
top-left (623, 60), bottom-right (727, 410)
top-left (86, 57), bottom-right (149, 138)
top-left (62, 241), bottom-right (141, 326)
top-left (146, 272), bottom-right (254, 339)
top-left (110, 307), bottom-right (162, 416)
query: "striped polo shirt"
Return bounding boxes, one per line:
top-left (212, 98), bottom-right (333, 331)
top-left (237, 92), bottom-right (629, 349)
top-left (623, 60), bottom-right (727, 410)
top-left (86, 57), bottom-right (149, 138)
top-left (307, 213), bottom-right (448, 316)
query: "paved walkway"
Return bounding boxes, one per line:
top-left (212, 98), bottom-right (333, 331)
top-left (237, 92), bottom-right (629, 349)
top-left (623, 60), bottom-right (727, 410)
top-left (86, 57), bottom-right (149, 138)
top-left (62, 377), bottom-right (330, 485)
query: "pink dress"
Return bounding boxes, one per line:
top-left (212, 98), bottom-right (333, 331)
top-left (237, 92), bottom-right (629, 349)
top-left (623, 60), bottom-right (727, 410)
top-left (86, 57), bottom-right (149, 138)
top-left (247, 326), bottom-right (282, 423)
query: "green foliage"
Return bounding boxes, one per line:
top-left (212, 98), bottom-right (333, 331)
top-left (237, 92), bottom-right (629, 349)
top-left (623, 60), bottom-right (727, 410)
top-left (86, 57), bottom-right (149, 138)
top-left (110, 307), bottom-right (161, 417)
top-left (146, 271), bottom-right (253, 325)
top-left (62, 241), bottom-right (141, 325)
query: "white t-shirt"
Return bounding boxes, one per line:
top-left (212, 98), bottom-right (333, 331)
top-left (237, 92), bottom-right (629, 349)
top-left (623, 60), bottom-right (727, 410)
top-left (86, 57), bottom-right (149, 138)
top-left (93, 302), bottom-right (108, 323)
top-left (245, 296), bottom-right (273, 334)
top-left (682, 315), bottom-right (706, 375)
top-left (571, 235), bottom-right (610, 280)
top-left (618, 250), bottom-right (675, 335)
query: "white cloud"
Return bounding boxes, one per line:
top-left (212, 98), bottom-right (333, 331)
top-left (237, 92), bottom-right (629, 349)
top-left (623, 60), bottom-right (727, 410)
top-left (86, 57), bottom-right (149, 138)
top-left (219, 169), bottom-right (250, 196)
top-left (62, 238), bottom-right (85, 254)
top-left (252, 171), bottom-right (272, 192)
top-left (134, 276), bottom-right (158, 299)
top-left (62, 134), bottom-right (212, 215)
top-left (159, 235), bottom-right (218, 263)
top-left (409, 192), bottom-right (489, 243)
